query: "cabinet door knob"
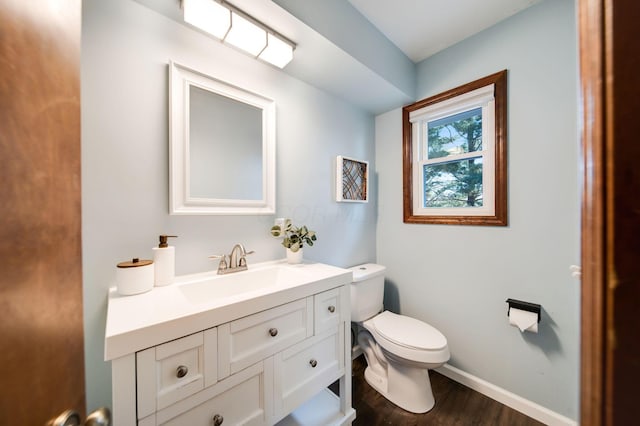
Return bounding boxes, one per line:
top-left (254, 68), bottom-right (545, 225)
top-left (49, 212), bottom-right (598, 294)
top-left (176, 365), bottom-right (188, 378)
top-left (269, 328), bottom-right (278, 337)
top-left (212, 414), bottom-right (224, 426)
top-left (309, 359), bottom-right (318, 368)
top-left (327, 305), bottom-right (335, 313)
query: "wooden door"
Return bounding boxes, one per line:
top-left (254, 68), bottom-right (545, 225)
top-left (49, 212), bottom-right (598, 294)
top-left (579, 0), bottom-right (640, 424)
top-left (0, 0), bottom-right (84, 424)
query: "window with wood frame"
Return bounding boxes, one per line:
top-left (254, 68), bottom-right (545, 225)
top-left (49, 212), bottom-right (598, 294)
top-left (403, 70), bottom-right (507, 225)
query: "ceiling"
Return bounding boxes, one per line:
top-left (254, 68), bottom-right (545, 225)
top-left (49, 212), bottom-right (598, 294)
top-left (348, 0), bottom-right (542, 62)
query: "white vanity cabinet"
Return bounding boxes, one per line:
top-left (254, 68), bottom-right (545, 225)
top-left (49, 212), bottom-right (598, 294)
top-left (105, 261), bottom-right (355, 426)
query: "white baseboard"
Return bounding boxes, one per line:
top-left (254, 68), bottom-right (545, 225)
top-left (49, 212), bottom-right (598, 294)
top-left (435, 364), bottom-right (577, 426)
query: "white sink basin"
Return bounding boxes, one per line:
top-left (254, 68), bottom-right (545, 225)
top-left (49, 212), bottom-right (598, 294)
top-left (178, 265), bottom-right (310, 303)
top-left (105, 260), bottom-right (352, 361)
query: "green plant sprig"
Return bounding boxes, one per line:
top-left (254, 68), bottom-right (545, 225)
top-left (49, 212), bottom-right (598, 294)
top-left (270, 219), bottom-right (317, 253)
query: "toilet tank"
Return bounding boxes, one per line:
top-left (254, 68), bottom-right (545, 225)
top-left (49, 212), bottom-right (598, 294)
top-left (349, 263), bottom-right (386, 322)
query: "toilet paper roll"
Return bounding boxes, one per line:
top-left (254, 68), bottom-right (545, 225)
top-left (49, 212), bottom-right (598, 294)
top-left (509, 307), bottom-right (538, 333)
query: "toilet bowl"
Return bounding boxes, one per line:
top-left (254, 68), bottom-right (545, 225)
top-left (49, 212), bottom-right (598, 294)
top-left (350, 264), bottom-right (450, 413)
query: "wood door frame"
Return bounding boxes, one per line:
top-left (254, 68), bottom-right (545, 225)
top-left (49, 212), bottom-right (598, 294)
top-left (579, 0), bottom-right (639, 424)
top-left (578, 0), bottom-right (606, 423)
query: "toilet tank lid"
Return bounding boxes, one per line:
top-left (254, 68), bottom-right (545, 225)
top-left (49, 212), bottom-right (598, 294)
top-left (349, 263), bottom-right (386, 282)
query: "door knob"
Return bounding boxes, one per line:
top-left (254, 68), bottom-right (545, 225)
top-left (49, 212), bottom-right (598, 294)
top-left (213, 414), bottom-right (224, 425)
top-left (48, 407), bottom-right (111, 426)
top-left (269, 328), bottom-right (278, 337)
top-left (328, 305), bottom-right (335, 313)
top-left (49, 410), bottom-right (81, 426)
top-left (85, 408), bottom-right (111, 426)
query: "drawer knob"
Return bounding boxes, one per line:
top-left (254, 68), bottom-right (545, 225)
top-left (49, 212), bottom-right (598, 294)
top-left (212, 414), bottom-right (224, 426)
top-left (268, 328), bottom-right (278, 337)
top-left (176, 365), bottom-right (188, 378)
top-left (309, 359), bottom-right (318, 368)
top-left (328, 305), bottom-right (336, 313)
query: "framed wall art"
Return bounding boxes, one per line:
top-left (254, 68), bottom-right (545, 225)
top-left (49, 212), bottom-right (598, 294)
top-left (336, 155), bottom-right (369, 203)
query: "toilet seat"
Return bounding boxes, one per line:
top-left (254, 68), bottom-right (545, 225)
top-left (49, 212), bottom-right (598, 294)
top-left (363, 311), bottom-right (449, 364)
top-left (371, 311), bottom-right (447, 351)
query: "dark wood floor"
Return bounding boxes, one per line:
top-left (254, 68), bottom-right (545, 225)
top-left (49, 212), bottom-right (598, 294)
top-left (340, 356), bottom-right (545, 426)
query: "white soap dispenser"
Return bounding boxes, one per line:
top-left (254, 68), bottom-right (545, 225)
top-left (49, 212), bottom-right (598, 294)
top-left (153, 234), bottom-right (177, 287)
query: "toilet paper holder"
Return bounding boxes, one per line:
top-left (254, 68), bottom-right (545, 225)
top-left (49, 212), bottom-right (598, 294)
top-left (506, 298), bottom-right (541, 323)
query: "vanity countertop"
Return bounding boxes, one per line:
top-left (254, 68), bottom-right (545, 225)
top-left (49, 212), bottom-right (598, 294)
top-left (104, 260), bottom-right (352, 360)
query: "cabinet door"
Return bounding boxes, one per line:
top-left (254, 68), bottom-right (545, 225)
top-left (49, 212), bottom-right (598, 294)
top-left (314, 287), bottom-right (342, 334)
top-left (218, 298), bottom-right (312, 378)
top-left (156, 361), bottom-right (269, 426)
top-left (137, 331), bottom-right (213, 418)
top-left (274, 327), bottom-right (344, 417)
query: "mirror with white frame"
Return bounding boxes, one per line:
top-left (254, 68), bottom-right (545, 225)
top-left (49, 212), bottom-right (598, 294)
top-left (169, 61), bottom-right (275, 215)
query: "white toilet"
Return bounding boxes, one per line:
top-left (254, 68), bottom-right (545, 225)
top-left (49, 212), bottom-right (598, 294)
top-left (350, 263), bottom-right (450, 413)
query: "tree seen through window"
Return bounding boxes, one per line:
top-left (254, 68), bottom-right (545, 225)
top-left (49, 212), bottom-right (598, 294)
top-left (423, 108), bottom-right (483, 208)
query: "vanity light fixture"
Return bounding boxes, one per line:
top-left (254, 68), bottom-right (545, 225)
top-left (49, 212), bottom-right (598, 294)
top-left (258, 33), bottom-right (294, 69)
top-left (182, 0), bottom-right (230, 39)
top-left (224, 12), bottom-right (267, 56)
top-left (182, 0), bottom-right (296, 68)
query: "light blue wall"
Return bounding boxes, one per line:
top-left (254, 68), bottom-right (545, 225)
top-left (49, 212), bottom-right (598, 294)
top-left (81, 0), bottom-right (376, 411)
top-left (375, 0), bottom-right (579, 420)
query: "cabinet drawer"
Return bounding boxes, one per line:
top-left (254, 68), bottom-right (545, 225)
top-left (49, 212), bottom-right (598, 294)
top-left (219, 298), bottom-right (312, 378)
top-left (156, 362), bottom-right (267, 426)
top-left (137, 329), bottom-right (217, 418)
top-left (314, 287), bottom-right (343, 334)
top-left (274, 327), bottom-right (344, 416)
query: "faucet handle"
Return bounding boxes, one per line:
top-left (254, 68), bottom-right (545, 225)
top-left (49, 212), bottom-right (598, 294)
top-left (239, 250), bottom-right (254, 267)
top-left (208, 254), bottom-right (228, 271)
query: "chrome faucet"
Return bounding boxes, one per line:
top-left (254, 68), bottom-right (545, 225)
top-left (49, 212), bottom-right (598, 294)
top-left (209, 243), bottom-right (254, 274)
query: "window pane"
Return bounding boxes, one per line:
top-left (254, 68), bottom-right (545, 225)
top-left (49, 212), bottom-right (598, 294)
top-left (423, 157), bottom-right (483, 208)
top-left (427, 107), bottom-right (482, 159)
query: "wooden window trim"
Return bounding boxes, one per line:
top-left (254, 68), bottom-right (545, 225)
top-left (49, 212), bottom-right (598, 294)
top-left (402, 70), bottom-right (508, 226)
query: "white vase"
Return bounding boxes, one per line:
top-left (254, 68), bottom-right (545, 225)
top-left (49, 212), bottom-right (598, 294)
top-left (286, 248), bottom-right (303, 264)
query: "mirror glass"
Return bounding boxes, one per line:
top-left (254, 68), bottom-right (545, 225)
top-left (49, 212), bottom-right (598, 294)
top-left (169, 61), bottom-right (275, 215)
top-left (189, 86), bottom-right (263, 200)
